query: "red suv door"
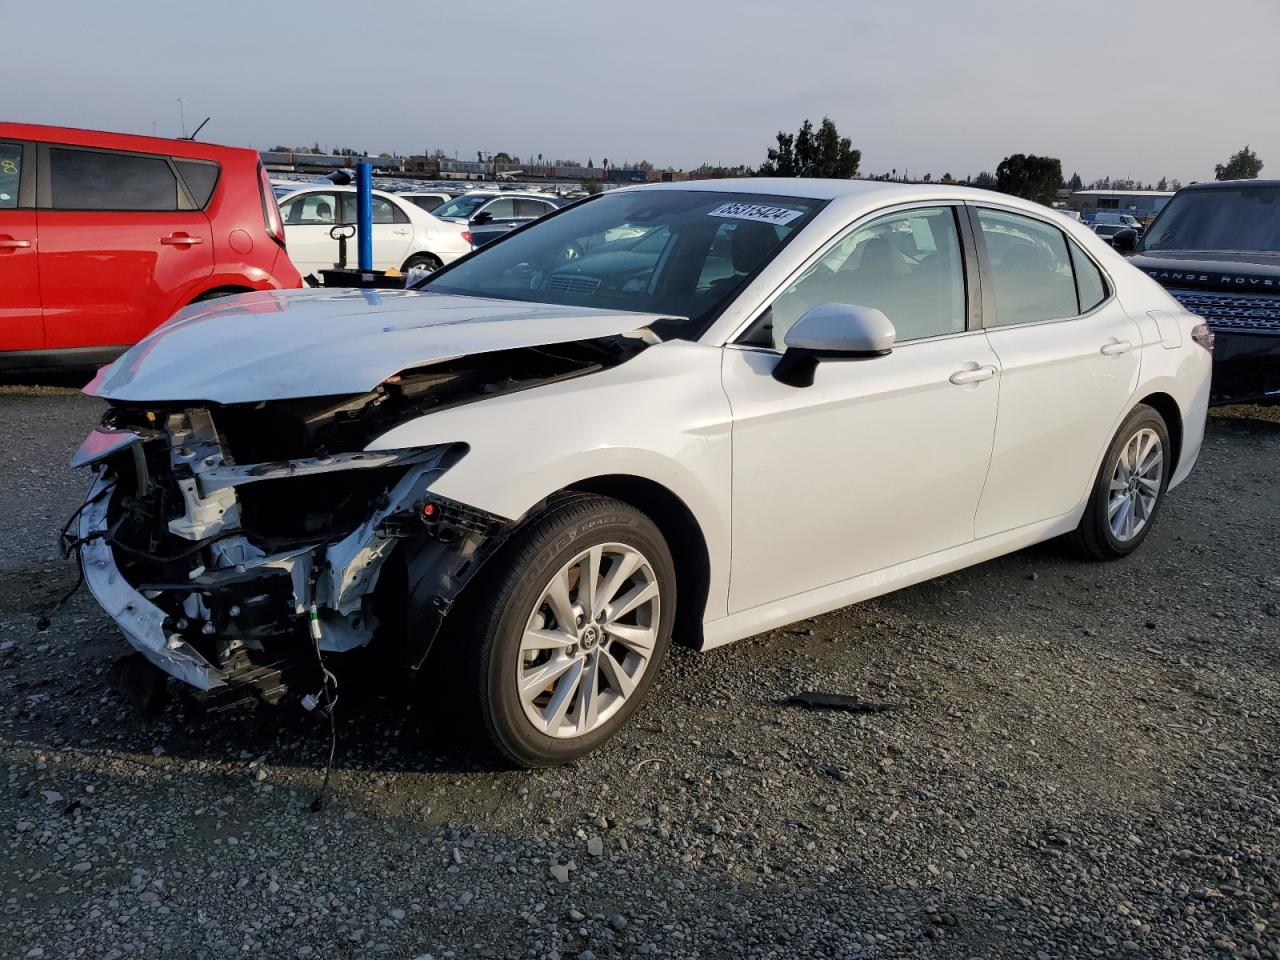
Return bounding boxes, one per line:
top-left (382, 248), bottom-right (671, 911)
top-left (37, 144), bottom-right (214, 349)
top-left (0, 139), bottom-right (43, 351)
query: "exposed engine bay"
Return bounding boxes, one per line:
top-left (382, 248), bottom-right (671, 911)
top-left (69, 336), bottom-right (643, 703)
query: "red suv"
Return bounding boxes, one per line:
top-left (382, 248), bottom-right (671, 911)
top-left (0, 123), bottom-right (302, 371)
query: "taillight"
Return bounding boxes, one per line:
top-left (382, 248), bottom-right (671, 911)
top-left (258, 165), bottom-right (287, 250)
top-left (1191, 322), bottom-right (1215, 353)
top-left (462, 230), bottom-right (473, 245)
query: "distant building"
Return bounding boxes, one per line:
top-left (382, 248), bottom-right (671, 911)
top-left (607, 168), bottom-right (649, 183)
top-left (1070, 189), bottom-right (1174, 216)
top-left (438, 159), bottom-right (492, 180)
top-left (260, 151), bottom-right (378, 172)
top-left (403, 155), bottom-right (441, 175)
top-left (554, 166), bottom-right (604, 180)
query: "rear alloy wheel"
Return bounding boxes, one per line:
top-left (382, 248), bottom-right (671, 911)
top-left (457, 495), bottom-right (675, 767)
top-left (1107, 427), bottom-right (1165, 544)
top-left (1070, 404), bottom-right (1171, 560)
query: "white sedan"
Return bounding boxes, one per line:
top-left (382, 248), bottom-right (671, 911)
top-left (72, 179), bottom-right (1211, 767)
top-left (277, 185), bottom-right (471, 276)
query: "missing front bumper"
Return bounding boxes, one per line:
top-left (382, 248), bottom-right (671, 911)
top-left (74, 433), bottom-right (488, 699)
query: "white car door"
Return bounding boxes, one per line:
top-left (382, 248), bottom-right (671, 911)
top-left (721, 205), bottom-right (1000, 613)
top-left (967, 206), bottom-right (1142, 538)
top-left (279, 191), bottom-right (340, 274)
top-left (336, 194), bottom-right (414, 271)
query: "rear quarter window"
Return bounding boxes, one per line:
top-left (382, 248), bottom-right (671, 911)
top-left (0, 142), bottom-right (21, 208)
top-left (1069, 242), bottom-right (1108, 313)
top-left (175, 159), bottom-right (220, 208)
top-left (49, 147), bottom-right (179, 211)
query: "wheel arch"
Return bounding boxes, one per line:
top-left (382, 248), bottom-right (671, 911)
top-left (189, 284), bottom-right (256, 304)
top-left (1135, 391), bottom-right (1183, 476)
top-left (564, 474), bottom-right (711, 649)
top-left (401, 251), bottom-right (443, 271)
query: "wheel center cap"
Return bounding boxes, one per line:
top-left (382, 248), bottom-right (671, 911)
top-left (580, 624), bottom-right (601, 649)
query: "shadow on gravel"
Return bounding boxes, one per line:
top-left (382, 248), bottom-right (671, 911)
top-left (0, 736), bottom-right (1160, 959)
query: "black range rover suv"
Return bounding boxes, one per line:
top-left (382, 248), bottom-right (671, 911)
top-left (1118, 180), bottom-right (1280, 404)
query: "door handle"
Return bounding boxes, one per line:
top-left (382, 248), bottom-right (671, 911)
top-left (0, 238), bottom-right (32, 249)
top-left (949, 364), bottom-right (997, 385)
top-left (393, 228), bottom-right (410, 236)
top-left (1100, 339), bottom-right (1133, 356)
top-left (160, 233), bottom-right (203, 246)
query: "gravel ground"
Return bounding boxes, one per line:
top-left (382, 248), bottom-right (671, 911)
top-left (1, 384), bottom-right (1277, 960)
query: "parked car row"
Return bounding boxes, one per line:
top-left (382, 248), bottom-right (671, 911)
top-left (2, 123), bottom-right (1275, 411)
top-left (430, 191), bottom-right (569, 248)
top-left (275, 185), bottom-right (471, 275)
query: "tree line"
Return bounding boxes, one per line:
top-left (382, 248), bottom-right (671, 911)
top-left (739, 118), bottom-right (1265, 205)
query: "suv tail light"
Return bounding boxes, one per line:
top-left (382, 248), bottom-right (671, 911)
top-left (1191, 322), bottom-right (1215, 353)
top-left (462, 230), bottom-right (473, 245)
top-left (258, 164), bottom-right (287, 250)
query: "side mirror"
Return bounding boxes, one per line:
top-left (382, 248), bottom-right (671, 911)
top-left (773, 303), bottom-right (896, 387)
top-left (1111, 228), bottom-right (1138, 255)
top-left (472, 211), bottom-right (494, 225)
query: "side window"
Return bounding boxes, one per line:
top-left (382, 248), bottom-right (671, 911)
top-left (281, 192), bottom-right (336, 225)
top-left (48, 147), bottom-right (179, 211)
top-left (481, 198), bottom-right (517, 220)
top-left (1070, 242), bottom-right (1108, 313)
top-left (515, 198), bottom-right (552, 219)
top-left (174, 159), bottom-right (220, 208)
top-left (761, 206), bottom-right (967, 349)
top-left (0, 142), bottom-right (21, 208)
top-left (340, 194), bottom-right (408, 224)
top-left (976, 209), bottom-right (1077, 326)
top-left (374, 196), bottom-right (408, 224)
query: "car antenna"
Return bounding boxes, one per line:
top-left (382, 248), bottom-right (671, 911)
top-left (183, 117), bottom-right (211, 141)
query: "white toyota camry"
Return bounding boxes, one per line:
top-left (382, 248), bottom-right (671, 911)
top-left (71, 179), bottom-right (1212, 766)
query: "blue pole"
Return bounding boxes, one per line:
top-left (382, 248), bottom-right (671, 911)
top-left (356, 162), bottom-right (373, 271)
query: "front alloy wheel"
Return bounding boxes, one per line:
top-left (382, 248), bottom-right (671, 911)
top-left (453, 494), bottom-right (675, 767)
top-left (518, 543), bottom-right (660, 738)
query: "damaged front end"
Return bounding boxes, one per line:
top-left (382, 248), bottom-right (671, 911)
top-left (70, 335), bottom-right (648, 705)
top-left (69, 370), bottom-right (581, 705)
top-left (72, 406), bottom-right (495, 702)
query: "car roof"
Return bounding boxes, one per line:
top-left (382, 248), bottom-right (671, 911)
top-left (451, 191), bottom-right (550, 200)
top-left (1178, 179), bottom-right (1280, 191)
top-left (615, 177), bottom-right (1092, 227)
top-left (620, 177), bottom-right (1004, 203)
top-left (0, 121), bottom-right (255, 161)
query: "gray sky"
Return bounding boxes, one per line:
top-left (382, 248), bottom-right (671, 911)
top-left (10, 0), bottom-right (1279, 183)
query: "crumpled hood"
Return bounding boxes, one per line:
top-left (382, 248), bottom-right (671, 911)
top-left (85, 288), bottom-right (663, 404)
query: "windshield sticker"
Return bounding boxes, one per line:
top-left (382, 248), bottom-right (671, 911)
top-left (707, 202), bottom-right (803, 226)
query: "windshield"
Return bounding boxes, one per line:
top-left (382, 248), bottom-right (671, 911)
top-left (1141, 185), bottom-right (1280, 253)
top-left (433, 195), bottom-right (491, 219)
top-left (422, 190), bottom-right (825, 340)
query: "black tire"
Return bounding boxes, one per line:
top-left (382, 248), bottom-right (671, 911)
top-left (452, 494), bottom-right (676, 768)
top-left (1069, 403), bottom-right (1171, 560)
top-left (402, 253), bottom-right (442, 273)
